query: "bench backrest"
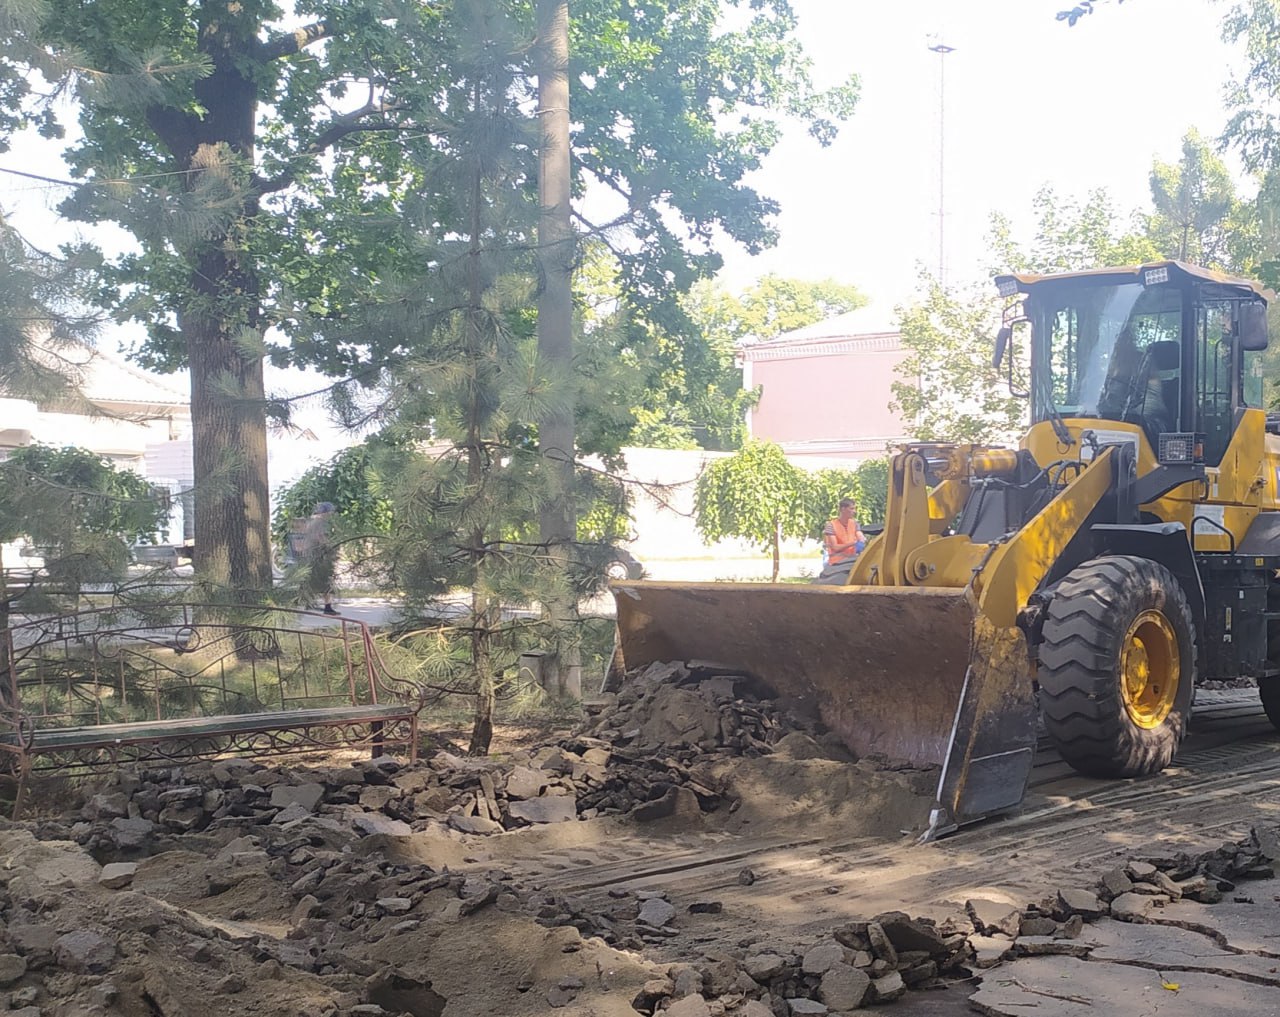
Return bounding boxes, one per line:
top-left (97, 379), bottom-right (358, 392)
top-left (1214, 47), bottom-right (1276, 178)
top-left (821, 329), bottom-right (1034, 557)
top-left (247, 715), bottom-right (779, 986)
top-left (0, 605), bottom-right (415, 734)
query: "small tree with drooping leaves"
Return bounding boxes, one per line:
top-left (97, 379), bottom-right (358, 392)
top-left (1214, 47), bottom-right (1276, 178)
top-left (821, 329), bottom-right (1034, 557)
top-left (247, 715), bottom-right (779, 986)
top-left (801, 459), bottom-right (890, 542)
top-left (271, 442), bottom-right (395, 568)
top-left (0, 214), bottom-right (168, 614)
top-left (694, 441), bottom-right (811, 582)
top-left (0, 444), bottom-right (170, 624)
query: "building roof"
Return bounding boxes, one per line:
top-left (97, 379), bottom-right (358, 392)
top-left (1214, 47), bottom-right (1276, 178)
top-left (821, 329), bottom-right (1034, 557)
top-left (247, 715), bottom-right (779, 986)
top-left (67, 345), bottom-right (189, 408)
top-left (738, 306), bottom-right (902, 361)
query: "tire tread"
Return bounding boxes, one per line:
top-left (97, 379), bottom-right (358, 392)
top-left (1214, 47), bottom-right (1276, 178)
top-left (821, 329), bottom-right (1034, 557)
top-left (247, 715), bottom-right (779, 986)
top-left (1037, 555), bottom-right (1195, 778)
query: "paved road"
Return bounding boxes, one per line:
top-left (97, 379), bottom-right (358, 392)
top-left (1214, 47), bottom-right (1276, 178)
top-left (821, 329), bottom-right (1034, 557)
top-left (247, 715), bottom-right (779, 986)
top-left (300, 556), bottom-right (818, 629)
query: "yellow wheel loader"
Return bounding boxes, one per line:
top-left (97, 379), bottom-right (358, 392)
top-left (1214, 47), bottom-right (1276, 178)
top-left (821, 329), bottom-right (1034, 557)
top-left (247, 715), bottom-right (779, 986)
top-left (610, 261), bottom-right (1280, 839)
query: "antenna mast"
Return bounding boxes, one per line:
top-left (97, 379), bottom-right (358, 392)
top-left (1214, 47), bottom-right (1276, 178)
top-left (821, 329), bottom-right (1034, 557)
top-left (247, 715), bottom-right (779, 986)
top-left (928, 38), bottom-right (955, 286)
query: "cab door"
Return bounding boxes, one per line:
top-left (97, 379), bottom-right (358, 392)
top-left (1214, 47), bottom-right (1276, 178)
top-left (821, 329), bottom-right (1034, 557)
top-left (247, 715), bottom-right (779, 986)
top-left (1193, 300), bottom-right (1237, 466)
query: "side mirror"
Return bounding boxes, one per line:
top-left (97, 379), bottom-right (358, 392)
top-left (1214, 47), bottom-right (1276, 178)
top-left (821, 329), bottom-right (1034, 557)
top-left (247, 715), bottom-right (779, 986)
top-left (1241, 301), bottom-right (1269, 351)
top-left (992, 326), bottom-right (1011, 369)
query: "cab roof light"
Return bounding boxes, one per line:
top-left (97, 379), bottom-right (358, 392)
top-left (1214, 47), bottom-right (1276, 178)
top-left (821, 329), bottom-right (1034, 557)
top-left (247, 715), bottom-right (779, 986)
top-left (1143, 266), bottom-right (1170, 286)
top-left (996, 278), bottom-right (1020, 298)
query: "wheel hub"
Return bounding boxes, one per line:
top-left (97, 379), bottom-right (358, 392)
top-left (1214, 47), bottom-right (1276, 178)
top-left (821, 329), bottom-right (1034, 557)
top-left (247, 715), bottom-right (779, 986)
top-left (1121, 609), bottom-right (1179, 729)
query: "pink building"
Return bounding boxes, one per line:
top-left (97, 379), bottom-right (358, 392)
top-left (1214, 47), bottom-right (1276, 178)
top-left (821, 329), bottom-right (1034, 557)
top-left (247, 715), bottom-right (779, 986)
top-left (739, 310), bottom-right (915, 461)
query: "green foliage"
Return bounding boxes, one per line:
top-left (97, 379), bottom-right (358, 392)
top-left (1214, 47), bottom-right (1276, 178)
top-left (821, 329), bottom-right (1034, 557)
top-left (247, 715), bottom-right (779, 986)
top-left (0, 212), bottom-right (169, 594)
top-left (896, 183), bottom-right (1187, 446)
top-left (575, 468), bottom-right (632, 547)
top-left (801, 460), bottom-right (889, 540)
top-left (1217, 5), bottom-right (1280, 409)
top-left (271, 442), bottom-right (394, 556)
top-left (621, 273), bottom-right (866, 451)
top-left (692, 443), bottom-right (888, 576)
top-left (569, 0), bottom-right (859, 326)
top-left (1224, 1), bottom-right (1280, 178)
top-left (1146, 130), bottom-right (1251, 271)
top-left (2, 0), bottom-right (858, 594)
top-left (986, 186), bottom-right (1160, 276)
top-left (690, 274), bottom-right (868, 343)
top-left (800, 468), bottom-right (857, 543)
top-left (893, 273), bottom-right (1028, 445)
top-left (0, 444), bottom-right (169, 579)
top-left (0, 212), bottom-right (102, 409)
top-left (694, 440), bottom-right (810, 580)
top-left (852, 459), bottom-right (889, 526)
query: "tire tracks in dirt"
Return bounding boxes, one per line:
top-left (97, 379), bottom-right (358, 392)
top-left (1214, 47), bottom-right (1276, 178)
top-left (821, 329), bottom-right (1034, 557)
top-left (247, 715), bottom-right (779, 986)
top-left (511, 692), bottom-right (1280, 950)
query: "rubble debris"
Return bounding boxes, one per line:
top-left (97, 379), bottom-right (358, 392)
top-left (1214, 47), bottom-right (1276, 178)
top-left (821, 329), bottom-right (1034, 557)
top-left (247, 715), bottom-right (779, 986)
top-left (966, 898), bottom-right (1023, 937)
top-left (47, 661), bottom-right (936, 859)
top-left (8, 656), bottom-right (1278, 1017)
top-left (98, 860), bottom-right (139, 889)
top-left (1055, 887), bottom-right (1105, 920)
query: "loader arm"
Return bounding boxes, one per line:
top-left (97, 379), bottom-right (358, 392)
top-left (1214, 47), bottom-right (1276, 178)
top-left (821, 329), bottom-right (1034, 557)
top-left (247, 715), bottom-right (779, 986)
top-left (926, 446), bottom-right (1118, 836)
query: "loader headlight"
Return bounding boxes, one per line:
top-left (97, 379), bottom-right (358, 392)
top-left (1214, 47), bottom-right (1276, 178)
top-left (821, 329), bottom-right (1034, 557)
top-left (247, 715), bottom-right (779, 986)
top-left (1157, 432), bottom-right (1203, 465)
top-left (996, 277), bottom-right (1020, 297)
top-left (1143, 266), bottom-right (1170, 286)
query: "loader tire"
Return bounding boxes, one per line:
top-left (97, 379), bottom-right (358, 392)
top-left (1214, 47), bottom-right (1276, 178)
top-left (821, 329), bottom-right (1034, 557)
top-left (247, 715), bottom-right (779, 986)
top-left (1038, 555), bottom-right (1196, 778)
top-left (1263, 588), bottom-right (1280, 732)
top-left (1261, 679), bottom-right (1280, 732)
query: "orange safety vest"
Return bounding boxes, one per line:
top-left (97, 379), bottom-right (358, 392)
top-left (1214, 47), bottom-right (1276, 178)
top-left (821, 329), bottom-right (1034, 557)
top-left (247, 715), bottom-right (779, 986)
top-left (827, 518), bottom-right (864, 566)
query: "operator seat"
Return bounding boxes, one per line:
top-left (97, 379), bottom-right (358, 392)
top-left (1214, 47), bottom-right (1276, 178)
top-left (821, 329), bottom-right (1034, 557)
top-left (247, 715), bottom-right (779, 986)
top-left (1137, 340), bottom-right (1181, 443)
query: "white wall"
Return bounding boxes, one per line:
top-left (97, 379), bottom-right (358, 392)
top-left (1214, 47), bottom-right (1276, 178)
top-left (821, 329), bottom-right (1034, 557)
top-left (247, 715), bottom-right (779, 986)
top-left (594, 446), bottom-right (862, 574)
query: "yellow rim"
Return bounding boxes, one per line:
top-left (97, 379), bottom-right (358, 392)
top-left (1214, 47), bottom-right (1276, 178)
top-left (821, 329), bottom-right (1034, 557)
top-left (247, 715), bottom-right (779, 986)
top-left (1120, 609), bottom-right (1180, 729)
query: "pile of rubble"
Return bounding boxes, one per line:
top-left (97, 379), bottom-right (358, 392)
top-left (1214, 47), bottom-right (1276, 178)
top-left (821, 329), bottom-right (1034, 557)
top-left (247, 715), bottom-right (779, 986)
top-left (1089, 825), bottom-right (1278, 918)
top-left (627, 909), bottom-right (973, 1016)
top-left (14, 656), bottom-right (1279, 1015)
top-left (51, 661), bottom-right (836, 850)
top-left (589, 823), bottom-right (1280, 1015)
top-left (0, 804), bottom-right (1102, 1017)
top-left (914, 825), bottom-right (1280, 975)
top-left (584, 662), bottom-right (798, 758)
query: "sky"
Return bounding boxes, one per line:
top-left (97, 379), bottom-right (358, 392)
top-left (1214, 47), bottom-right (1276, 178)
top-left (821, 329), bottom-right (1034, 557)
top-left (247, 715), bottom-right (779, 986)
top-left (0, 0), bottom-right (1252, 485)
top-left (715, 0), bottom-right (1243, 324)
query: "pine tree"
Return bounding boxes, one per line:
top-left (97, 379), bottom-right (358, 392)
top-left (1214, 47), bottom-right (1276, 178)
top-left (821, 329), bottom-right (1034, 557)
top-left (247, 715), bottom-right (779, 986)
top-left (0, 215), bottom-right (172, 722)
top-left (291, 0), bottom-right (609, 753)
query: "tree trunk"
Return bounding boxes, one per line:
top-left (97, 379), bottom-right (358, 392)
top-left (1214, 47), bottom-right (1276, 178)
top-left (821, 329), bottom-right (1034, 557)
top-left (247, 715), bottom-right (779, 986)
top-left (469, 587), bottom-right (495, 756)
top-left (771, 518), bottom-right (781, 583)
top-left (184, 245), bottom-right (272, 598)
top-left (0, 543), bottom-right (10, 720)
top-left (149, 3), bottom-right (273, 598)
top-left (466, 97), bottom-right (495, 756)
top-left (535, 0), bottom-right (580, 698)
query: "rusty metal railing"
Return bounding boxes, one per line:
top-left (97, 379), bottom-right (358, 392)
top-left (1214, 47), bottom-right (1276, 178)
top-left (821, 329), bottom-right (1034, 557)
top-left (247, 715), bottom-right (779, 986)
top-left (0, 604), bottom-right (424, 779)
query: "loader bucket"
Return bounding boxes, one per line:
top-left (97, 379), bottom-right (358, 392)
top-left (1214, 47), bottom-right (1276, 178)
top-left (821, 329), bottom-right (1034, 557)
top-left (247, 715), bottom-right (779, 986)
top-left (609, 581), bottom-right (1038, 838)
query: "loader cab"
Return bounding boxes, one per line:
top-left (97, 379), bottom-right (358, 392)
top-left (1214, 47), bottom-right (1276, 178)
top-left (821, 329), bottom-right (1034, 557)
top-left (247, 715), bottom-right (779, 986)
top-left (998, 262), bottom-right (1269, 465)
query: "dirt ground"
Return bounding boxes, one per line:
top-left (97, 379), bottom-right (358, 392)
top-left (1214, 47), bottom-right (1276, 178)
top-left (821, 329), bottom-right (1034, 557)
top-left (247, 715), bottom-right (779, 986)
top-left (4, 679), bottom-right (1280, 1017)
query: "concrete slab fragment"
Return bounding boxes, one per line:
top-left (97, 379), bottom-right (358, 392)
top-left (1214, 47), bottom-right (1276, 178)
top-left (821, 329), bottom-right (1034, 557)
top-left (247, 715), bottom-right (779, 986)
top-left (970, 955), bottom-right (1280, 1017)
top-left (1156, 883), bottom-right (1280, 955)
top-left (1085, 919), bottom-right (1280, 986)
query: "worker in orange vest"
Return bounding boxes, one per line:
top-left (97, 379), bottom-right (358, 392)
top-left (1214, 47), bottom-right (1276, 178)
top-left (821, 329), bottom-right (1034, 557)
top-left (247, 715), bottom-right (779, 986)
top-left (815, 497), bottom-right (866, 585)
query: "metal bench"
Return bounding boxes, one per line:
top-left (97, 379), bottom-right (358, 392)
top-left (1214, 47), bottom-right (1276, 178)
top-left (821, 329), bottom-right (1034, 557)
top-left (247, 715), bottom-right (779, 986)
top-left (1, 604), bottom-right (424, 811)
